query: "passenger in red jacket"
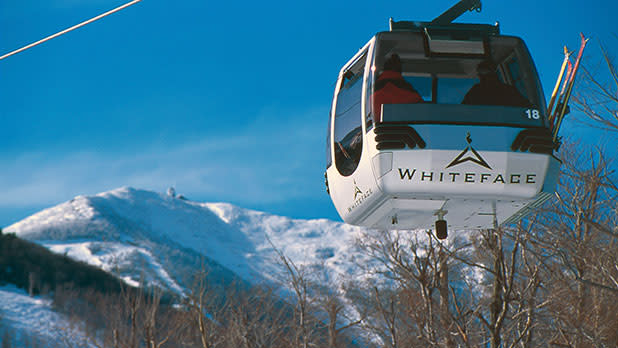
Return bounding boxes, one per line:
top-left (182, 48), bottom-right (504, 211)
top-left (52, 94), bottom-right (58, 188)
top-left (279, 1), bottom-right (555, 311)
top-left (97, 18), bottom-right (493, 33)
top-left (372, 53), bottom-right (423, 124)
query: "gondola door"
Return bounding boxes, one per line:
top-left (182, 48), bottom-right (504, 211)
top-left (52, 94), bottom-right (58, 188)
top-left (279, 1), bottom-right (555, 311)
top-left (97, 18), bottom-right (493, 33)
top-left (326, 41), bottom-right (383, 226)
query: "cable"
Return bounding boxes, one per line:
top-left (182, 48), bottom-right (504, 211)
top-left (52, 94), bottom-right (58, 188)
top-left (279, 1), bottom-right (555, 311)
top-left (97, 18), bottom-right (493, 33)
top-left (0, 0), bottom-right (142, 61)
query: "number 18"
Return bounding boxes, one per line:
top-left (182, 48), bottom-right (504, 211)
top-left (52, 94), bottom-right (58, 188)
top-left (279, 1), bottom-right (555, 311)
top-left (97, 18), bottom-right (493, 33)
top-left (525, 109), bottom-right (540, 120)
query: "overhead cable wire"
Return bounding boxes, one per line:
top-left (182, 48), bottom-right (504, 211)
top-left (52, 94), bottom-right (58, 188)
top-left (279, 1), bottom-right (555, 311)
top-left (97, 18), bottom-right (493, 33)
top-left (0, 0), bottom-right (142, 61)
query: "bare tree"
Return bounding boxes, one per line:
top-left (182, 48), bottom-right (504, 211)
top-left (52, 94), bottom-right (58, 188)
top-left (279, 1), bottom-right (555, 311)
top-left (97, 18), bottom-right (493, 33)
top-left (225, 284), bottom-right (290, 348)
top-left (315, 282), bottom-right (363, 348)
top-left (465, 225), bottom-right (547, 348)
top-left (183, 271), bottom-right (226, 348)
top-left (527, 142), bottom-right (618, 347)
top-left (356, 220), bottom-right (559, 348)
top-left (573, 39), bottom-right (618, 132)
top-left (272, 246), bottom-right (318, 348)
top-left (141, 287), bottom-right (175, 348)
top-left (358, 229), bottom-right (478, 347)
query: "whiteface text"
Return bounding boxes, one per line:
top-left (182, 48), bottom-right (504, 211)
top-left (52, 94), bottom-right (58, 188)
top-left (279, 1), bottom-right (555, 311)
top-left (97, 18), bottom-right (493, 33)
top-left (397, 168), bottom-right (537, 184)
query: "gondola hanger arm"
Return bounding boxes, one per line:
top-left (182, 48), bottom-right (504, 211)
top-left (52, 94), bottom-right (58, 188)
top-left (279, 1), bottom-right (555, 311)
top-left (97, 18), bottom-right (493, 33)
top-left (431, 0), bottom-right (482, 25)
top-left (0, 0), bottom-right (142, 61)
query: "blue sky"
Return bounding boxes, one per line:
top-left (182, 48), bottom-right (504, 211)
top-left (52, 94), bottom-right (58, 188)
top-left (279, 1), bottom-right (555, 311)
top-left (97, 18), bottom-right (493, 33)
top-left (1, 0), bottom-right (616, 227)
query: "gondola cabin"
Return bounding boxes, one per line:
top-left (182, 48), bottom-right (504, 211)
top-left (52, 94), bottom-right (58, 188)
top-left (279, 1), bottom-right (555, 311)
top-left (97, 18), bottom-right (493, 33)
top-left (325, 19), bottom-right (560, 238)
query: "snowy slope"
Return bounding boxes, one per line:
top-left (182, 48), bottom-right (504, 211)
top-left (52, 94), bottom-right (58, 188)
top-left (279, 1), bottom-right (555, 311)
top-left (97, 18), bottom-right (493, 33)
top-left (0, 285), bottom-right (94, 347)
top-left (1, 187), bottom-right (378, 346)
top-left (2, 187), bottom-right (480, 346)
top-left (4, 187), bottom-right (372, 293)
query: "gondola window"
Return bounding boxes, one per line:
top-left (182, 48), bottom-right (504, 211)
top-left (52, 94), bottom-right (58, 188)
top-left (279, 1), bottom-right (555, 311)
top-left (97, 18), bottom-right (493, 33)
top-left (333, 52), bottom-right (367, 176)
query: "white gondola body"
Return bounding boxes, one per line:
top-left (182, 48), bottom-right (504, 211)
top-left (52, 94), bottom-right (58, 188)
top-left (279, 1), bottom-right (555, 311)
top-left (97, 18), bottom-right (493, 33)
top-left (326, 31), bottom-right (561, 231)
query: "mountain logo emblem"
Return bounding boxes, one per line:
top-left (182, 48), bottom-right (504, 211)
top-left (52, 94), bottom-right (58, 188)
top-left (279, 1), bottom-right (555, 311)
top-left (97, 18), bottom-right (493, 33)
top-left (353, 180), bottom-right (363, 200)
top-left (446, 133), bottom-right (492, 170)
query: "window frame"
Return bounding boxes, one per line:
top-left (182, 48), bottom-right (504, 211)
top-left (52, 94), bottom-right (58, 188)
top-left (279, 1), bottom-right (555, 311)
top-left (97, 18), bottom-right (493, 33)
top-left (332, 48), bottom-right (369, 177)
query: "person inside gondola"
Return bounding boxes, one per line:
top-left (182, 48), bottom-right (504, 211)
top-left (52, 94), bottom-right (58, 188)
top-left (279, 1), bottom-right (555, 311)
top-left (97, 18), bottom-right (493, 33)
top-left (372, 53), bottom-right (423, 124)
top-left (462, 60), bottom-right (531, 107)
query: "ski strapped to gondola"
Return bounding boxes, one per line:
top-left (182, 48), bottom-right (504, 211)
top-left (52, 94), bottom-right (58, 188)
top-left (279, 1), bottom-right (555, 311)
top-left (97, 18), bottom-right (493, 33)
top-left (550, 33), bottom-right (589, 141)
top-left (546, 46), bottom-right (571, 119)
top-left (550, 55), bottom-right (574, 129)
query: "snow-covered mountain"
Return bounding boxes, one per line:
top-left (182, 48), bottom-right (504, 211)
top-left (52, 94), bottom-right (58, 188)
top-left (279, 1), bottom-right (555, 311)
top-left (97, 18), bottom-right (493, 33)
top-left (2, 187), bottom-right (479, 346)
top-left (4, 187), bottom-right (370, 295)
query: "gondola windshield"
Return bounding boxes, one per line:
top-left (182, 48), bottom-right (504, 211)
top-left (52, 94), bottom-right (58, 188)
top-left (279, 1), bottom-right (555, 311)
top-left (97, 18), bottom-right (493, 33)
top-left (368, 32), bottom-right (547, 129)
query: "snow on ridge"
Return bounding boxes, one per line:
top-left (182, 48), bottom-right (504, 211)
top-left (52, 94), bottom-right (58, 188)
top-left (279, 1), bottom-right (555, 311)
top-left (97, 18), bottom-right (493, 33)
top-left (46, 241), bottom-right (104, 267)
top-left (39, 240), bottom-right (184, 294)
top-left (5, 195), bottom-right (111, 240)
top-left (205, 202), bottom-right (238, 224)
top-left (203, 201), bottom-right (371, 285)
top-left (5, 187), bottom-right (478, 294)
top-left (3, 186), bottom-right (369, 289)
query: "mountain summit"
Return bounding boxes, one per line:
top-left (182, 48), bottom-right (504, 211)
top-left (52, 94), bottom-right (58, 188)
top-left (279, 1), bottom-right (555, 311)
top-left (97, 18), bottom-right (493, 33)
top-left (5, 187), bottom-right (367, 292)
